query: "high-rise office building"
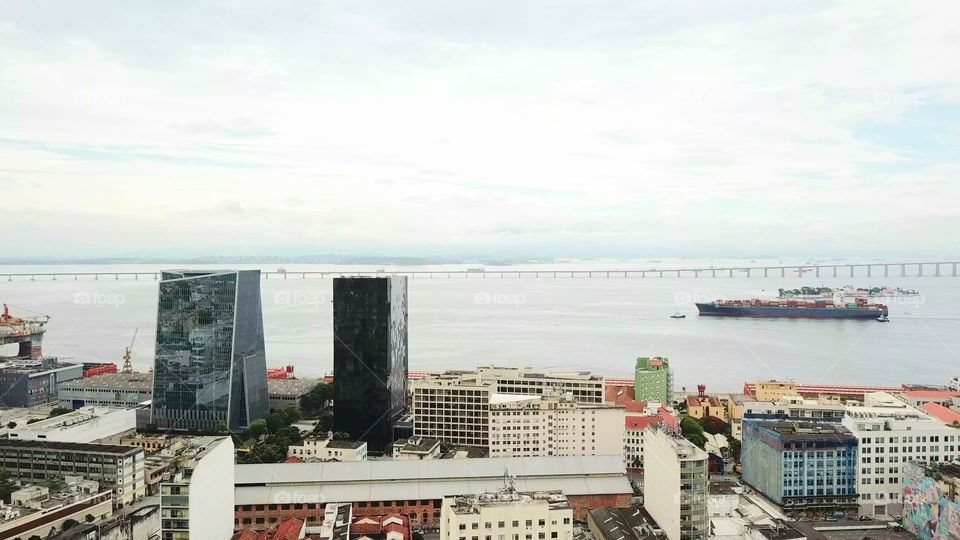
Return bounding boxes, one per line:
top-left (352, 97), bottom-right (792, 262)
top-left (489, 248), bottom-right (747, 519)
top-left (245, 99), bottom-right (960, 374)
top-left (333, 276), bottom-right (408, 452)
top-left (151, 270), bottom-right (269, 431)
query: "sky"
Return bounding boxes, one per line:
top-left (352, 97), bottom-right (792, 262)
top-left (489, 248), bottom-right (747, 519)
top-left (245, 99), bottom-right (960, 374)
top-left (1, 1), bottom-right (959, 260)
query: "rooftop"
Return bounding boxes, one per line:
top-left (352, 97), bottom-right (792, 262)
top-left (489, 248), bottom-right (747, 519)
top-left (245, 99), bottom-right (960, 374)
top-left (9, 406), bottom-right (132, 437)
top-left (393, 437), bottom-right (442, 453)
top-left (745, 420), bottom-right (855, 441)
top-left (747, 521), bottom-right (807, 540)
top-left (323, 439), bottom-right (366, 449)
top-left (0, 438), bottom-right (142, 456)
top-left (267, 378), bottom-right (316, 396)
top-left (0, 358), bottom-right (78, 375)
top-left (902, 389), bottom-right (960, 400)
top-left (588, 505), bottom-right (663, 540)
top-left (447, 487), bottom-right (570, 514)
top-left (57, 372), bottom-right (153, 391)
top-left (234, 455), bottom-right (630, 505)
top-left (918, 402), bottom-right (960, 424)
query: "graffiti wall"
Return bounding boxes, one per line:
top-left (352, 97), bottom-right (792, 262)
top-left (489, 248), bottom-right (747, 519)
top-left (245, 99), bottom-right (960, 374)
top-left (902, 461), bottom-right (960, 540)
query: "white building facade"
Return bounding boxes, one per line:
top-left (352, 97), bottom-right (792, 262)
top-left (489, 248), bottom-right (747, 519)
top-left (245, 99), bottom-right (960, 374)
top-left (160, 437), bottom-right (235, 540)
top-left (842, 392), bottom-right (960, 517)
top-left (488, 393), bottom-right (624, 459)
top-left (440, 484), bottom-right (573, 540)
top-left (643, 426), bottom-right (709, 540)
top-left (286, 438), bottom-right (368, 461)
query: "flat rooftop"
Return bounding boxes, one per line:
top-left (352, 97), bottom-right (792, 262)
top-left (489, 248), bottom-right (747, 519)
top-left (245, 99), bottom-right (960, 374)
top-left (234, 455), bottom-right (630, 505)
top-left (57, 372), bottom-right (153, 391)
top-left (0, 438), bottom-right (141, 456)
top-left (746, 420), bottom-right (855, 441)
top-left (448, 489), bottom-right (570, 514)
top-left (267, 378), bottom-right (316, 396)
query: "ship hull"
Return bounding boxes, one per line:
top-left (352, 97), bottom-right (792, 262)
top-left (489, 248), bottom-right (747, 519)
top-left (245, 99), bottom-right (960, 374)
top-left (695, 303), bottom-right (886, 319)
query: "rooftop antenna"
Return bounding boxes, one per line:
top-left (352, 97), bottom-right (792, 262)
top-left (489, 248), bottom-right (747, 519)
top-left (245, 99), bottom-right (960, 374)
top-left (122, 328), bottom-right (138, 374)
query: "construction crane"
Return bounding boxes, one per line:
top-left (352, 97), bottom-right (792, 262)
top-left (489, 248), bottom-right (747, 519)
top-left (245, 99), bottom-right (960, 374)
top-left (122, 328), bottom-right (138, 374)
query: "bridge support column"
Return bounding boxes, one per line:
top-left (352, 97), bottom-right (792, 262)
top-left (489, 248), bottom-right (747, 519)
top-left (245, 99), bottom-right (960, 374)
top-left (917, 264), bottom-right (923, 277)
top-left (848, 266), bottom-right (854, 277)
top-left (935, 264), bottom-right (941, 277)
top-left (815, 267), bottom-right (820, 278)
top-left (884, 265), bottom-right (889, 277)
top-left (953, 263), bottom-right (958, 277)
top-left (713, 269), bottom-right (717, 278)
top-left (763, 268), bottom-right (768, 278)
top-left (659, 271), bottom-right (664, 277)
top-left (729, 269), bottom-right (734, 277)
top-left (901, 264), bottom-right (906, 277)
top-left (867, 266), bottom-right (872, 277)
top-left (781, 268), bottom-right (785, 277)
top-left (832, 266), bottom-right (837, 278)
top-left (746, 268), bottom-right (751, 277)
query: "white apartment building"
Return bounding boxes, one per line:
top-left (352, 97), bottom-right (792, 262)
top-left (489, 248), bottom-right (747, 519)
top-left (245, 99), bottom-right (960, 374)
top-left (286, 438), bottom-right (368, 461)
top-left (160, 436), bottom-right (235, 540)
top-left (488, 393), bottom-right (624, 459)
top-left (842, 392), bottom-right (960, 517)
top-left (412, 367), bottom-right (606, 449)
top-left (440, 481), bottom-right (573, 540)
top-left (644, 426), bottom-right (709, 540)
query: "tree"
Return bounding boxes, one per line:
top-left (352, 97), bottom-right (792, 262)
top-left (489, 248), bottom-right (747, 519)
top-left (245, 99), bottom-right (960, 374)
top-left (47, 407), bottom-right (73, 418)
top-left (681, 416), bottom-right (707, 449)
top-left (85, 514), bottom-right (96, 523)
top-left (299, 382), bottom-right (332, 417)
top-left (701, 416), bottom-right (729, 435)
top-left (5, 422), bottom-right (15, 429)
top-left (332, 432), bottom-right (351, 441)
top-left (62, 519), bottom-right (79, 531)
top-left (413, 533), bottom-right (425, 540)
top-left (278, 406), bottom-right (301, 426)
top-left (247, 419), bottom-right (268, 440)
top-left (728, 439), bottom-right (741, 461)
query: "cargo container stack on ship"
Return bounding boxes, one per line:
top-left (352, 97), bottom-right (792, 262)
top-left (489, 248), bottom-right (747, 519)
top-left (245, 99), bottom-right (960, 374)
top-left (696, 291), bottom-right (888, 320)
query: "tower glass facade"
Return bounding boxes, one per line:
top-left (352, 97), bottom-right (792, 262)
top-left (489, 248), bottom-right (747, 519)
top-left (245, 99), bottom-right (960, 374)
top-left (151, 270), bottom-right (268, 431)
top-left (333, 276), bottom-right (408, 452)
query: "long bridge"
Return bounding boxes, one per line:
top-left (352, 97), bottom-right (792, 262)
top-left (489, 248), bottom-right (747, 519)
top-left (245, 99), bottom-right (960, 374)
top-left (1, 261), bottom-right (958, 281)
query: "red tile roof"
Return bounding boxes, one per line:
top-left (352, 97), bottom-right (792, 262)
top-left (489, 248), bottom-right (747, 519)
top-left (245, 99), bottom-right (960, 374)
top-left (658, 406), bottom-right (679, 431)
top-left (272, 518), bottom-right (304, 540)
top-left (920, 403), bottom-right (960, 425)
top-left (283, 456), bottom-right (304, 463)
top-left (904, 390), bottom-right (960, 400)
top-left (231, 531), bottom-right (260, 540)
top-left (625, 415), bottom-right (663, 431)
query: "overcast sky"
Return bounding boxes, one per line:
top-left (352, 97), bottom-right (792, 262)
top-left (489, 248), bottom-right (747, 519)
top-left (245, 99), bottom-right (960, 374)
top-left (1, 1), bottom-right (958, 260)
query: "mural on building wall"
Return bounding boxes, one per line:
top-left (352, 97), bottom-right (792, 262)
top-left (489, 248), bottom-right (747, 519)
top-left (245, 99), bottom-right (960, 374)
top-left (902, 462), bottom-right (960, 540)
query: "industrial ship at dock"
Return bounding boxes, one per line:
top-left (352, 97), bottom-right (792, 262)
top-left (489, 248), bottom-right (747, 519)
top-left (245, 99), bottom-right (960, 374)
top-left (696, 293), bottom-right (888, 320)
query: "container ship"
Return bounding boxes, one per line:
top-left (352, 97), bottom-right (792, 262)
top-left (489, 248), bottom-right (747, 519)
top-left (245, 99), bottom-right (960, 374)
top-left (696, 295), bottom-right (888, 319)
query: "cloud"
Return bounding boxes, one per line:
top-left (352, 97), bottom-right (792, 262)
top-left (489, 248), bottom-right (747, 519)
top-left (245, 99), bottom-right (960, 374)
top-left (0, 1), bottom-right (958, 258)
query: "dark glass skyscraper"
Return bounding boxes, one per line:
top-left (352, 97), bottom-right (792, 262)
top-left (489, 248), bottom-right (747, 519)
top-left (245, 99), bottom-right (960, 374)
top-left (332, 276), bottom-right (408, 452)
top-left (151, 270), bottom-right (269, 431)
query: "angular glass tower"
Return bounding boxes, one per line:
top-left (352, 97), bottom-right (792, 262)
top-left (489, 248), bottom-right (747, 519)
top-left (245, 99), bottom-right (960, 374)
top-left (332, 276), bottom-right (408, 452)
top-left (151, 270), bottom-right (269, 431)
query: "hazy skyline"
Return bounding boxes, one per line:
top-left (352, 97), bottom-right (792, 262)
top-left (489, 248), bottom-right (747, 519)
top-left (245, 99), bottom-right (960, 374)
top-left (2, 1), bottom-right (958, 259)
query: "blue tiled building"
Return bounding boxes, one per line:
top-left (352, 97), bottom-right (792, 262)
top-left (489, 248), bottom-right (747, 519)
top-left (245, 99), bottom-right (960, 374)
top-left (741, 420), bottom-right (858, 510)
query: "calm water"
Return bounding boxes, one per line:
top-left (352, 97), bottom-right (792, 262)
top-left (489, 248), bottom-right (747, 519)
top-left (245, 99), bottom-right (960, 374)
top-left (1, 259), bottom-right (957, 392)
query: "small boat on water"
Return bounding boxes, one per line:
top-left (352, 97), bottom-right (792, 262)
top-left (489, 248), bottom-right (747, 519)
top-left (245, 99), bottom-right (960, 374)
top-left (670, 312), bottom-right (686, 319)
top-left (877, 313), bottom-right (890, 322)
